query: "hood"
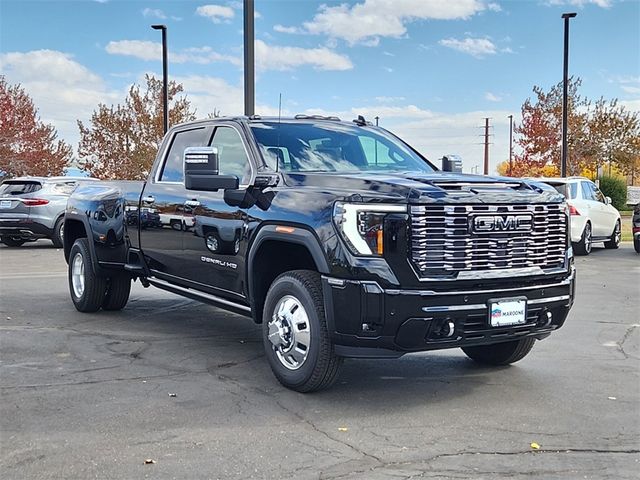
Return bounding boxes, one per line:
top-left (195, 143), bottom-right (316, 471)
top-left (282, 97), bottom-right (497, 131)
top-left (283, 171), bottom-right (565, 204)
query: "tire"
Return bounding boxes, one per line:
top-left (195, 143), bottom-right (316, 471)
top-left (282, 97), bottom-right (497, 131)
top-left (51, 217), bottom-right (64, 248)
top-left (102, 275), bottom-right (131, 311)
top-left (262, 270), bottom-right (343, 393)
top-left (603, 220), bottom-right (621, 249)
top-left (634, 237), bottom-right (640, 254)
top-left (573, 221), bottom-right (592, 256)
top-left (462, 337), bottom-right (536, 366)
top-left (1, 236), bottom-right (25, 247)
top-left (68, 238), bottom-right (107, 313)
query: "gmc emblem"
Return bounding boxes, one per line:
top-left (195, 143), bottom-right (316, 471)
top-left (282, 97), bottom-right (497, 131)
top-left (470, 214), bottom-right (533, 233)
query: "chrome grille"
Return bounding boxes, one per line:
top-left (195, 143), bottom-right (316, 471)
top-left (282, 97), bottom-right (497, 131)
top-left (410, 204), bottom-right (567, 277)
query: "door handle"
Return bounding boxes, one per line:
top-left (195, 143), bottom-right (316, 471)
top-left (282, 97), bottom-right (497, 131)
top-left (142, 195), bottom-right (155, 204)
top-left (185, 200), bottom-right (200, 207)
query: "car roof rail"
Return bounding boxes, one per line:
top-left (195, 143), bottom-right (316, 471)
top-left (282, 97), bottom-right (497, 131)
top-left (294, 114), bottom-right (341, 121)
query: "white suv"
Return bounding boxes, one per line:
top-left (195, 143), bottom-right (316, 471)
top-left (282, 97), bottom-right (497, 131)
top-left (536, 177), bottom-right (621, 255)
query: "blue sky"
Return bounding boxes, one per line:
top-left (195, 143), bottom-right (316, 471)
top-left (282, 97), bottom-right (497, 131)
top-left (1, 0), bottom-right (639, 173)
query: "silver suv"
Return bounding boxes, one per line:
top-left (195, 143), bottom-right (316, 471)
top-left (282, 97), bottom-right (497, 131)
top-left (0, 176), bottom-right (98, 247)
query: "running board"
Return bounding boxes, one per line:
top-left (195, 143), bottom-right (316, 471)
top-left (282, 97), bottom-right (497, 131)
top-left (147, 277), bottom-right (252, 317)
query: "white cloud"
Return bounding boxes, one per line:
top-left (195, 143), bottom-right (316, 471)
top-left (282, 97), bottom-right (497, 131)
top-left (485, 92), bottom-right (502, 101)
top-left (0, 50), bottom-right (122, 149)
top-left (487, 2), bottom-right (502, 11)
top-left (273, 24), bottom-right (301, 34)
top-left (300, 0), bottom-right (494, 46)
top-left (621, 85), bottom-right (640, 95)
top-left (254, 40), bottom-right (353, 71)
top-left (196, 4), bottom-right (235, 23)
top-left (142, 7), bottom-right (166, 19)
top-left (544, 0), bottom-right (612, 8)
top-left (105, 40), bottom-right (241, 66)
top-left (439, 37), bottom-right (497, 58)
top-left (375, 96), bottom-right (406, 103)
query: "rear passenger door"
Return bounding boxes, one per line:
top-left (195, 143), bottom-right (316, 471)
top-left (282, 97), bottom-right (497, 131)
top-left (581, 181), bottom-right (608, 237)
top-left (139, 125), bottom-right (212, 279)
top-left (181, 124), bottom-right (255, 301)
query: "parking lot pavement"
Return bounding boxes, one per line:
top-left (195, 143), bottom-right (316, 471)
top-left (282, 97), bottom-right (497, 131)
top-left (1, 241), bottom-right (638, 479)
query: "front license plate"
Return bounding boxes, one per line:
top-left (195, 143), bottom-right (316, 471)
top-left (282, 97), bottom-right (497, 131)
top-left (488, 298), bottom-right (527, 327)
top-left (0, 200), bottom-right (11, 209)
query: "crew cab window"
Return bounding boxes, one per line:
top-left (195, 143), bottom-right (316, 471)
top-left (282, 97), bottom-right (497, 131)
top-left (159, 127), bottom-right (210, 182)
top-left (211, 126), bottom-right (252, 184)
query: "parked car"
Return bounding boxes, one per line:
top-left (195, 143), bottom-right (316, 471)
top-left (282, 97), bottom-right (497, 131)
top-left (0, 176), bottom-right (98, 247)
top-left (63, 116), bottom-right (575, 392)
top-left (633, 203), bottom-right (640, 254)
top-left (535, 177), bottom-right (621, 255)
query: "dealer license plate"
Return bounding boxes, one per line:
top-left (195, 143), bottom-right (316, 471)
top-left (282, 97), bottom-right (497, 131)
top-left (488, 298), bottom-right (527, 327)
top-left (0, 200), bottom-right (11, 209)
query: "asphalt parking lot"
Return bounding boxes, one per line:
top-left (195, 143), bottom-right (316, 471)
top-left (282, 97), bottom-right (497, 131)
top-left (1, 242), bottom-right (638, 479)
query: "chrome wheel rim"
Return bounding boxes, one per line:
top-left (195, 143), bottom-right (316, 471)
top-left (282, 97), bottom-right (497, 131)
top-left (614, 222), bottom-right (621, 245)
top-left (585, 224), bottom-right (592, 253)
top-left (59, 223), bottom-right (64, 241)
top-left (268, 295), bottom-right (311, 370)
top-left (71, 252), bottom-right (85, 298)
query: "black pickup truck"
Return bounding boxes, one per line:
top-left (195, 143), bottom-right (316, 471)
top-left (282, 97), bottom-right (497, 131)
top-left (64, 115), bottom-right (575, 392)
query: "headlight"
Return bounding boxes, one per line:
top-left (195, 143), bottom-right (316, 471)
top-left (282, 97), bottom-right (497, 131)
top-left (333, 202), bottom-right (406, 256)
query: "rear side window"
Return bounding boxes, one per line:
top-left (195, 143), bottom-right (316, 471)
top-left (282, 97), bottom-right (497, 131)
top-left (0, 182), bottom-right (42, 195)
top-left (159, 127), bottom-right (211, 182)
top-left (52, 182), bottom-right (78, 195)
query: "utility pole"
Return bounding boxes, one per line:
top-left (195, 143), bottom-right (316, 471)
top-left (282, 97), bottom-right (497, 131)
top-left (151, 24), bottom-right (168, 134)
top-left (561, 12), bottom-right (577, 177)
top-left (508, 114), bottom-right (513, 176)
top-left (243, 0), bottom-right (255, 116)
top-left (483, 117), bottom-right (490, 175)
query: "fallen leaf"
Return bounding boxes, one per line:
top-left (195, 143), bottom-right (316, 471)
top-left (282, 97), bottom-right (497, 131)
top-left (338, 427), bottom-right (348, 432)
top-left (144, 459), bottom-right (156, 465)
top-left (530, 442), bottom-right (540, 450)
top-left (168, 393), bottom-right (177, 397)
top-left (608, 396), bottom-right (617, 400)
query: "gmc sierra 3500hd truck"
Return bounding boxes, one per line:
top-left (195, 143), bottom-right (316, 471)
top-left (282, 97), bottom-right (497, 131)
top-left (64, 115), bottom-right (575, 392)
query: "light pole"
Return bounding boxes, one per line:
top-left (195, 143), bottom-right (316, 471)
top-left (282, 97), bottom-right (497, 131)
top-left (508, 114), bottom-right (513, 176)
top-left (561, 12), bottom-right (577, 177)
top-left (152, 24), bottom-right (169, 135)
top-left (243, 0), bottom-right (255, 116)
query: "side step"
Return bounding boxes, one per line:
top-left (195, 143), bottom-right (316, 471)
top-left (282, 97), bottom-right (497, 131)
top-left (147, 277), bottom-right (252, 317)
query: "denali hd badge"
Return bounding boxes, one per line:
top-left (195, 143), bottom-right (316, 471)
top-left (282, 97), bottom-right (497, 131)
top-left (470, 214), bottom-right (533, 233)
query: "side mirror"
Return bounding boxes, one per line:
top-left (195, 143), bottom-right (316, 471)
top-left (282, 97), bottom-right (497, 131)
top-left (605, 196), bottom-right (612, 205)
top-left (184, 147), bottom-right (239, 191)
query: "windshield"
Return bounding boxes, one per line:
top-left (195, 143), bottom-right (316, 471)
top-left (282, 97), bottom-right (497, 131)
top-left (250, 121), bottom-right (435, 173)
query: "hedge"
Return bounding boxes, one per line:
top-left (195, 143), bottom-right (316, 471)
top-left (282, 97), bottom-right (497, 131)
top-left (599, 175), bottom-right (627, 211)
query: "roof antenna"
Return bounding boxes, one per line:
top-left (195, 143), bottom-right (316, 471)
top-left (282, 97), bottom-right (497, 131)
top-left (275, 93), bottom-right (282, 173)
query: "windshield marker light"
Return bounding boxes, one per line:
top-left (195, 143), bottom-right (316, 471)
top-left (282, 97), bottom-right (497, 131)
top-left (333, 202), bottom-right (406, 256)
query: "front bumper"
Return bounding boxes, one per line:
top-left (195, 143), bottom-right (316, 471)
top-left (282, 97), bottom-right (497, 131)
top-left (323, 267), bottom-right (576, 358)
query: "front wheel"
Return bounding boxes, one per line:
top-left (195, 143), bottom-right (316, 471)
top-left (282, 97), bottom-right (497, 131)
top-left (604, 220), bottom-right (621, 249)
top-left (262, 270), bottom-right (343, 392)
top-left (462, 337), bottom-right (536, 366)
top-left (69, 238), bottom-right (107, 312)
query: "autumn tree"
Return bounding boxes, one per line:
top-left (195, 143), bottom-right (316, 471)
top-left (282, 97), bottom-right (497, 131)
top-left (510, 77), bottom-right (640, 178)
top-left (77, 75), bottom-right (196, 180)
top-left (0, 76), bottom-right (72, 177)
